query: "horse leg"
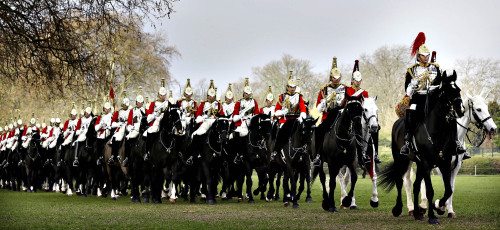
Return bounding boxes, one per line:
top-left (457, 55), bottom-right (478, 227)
top-left (435, 166), bottom-right (453, 216)
top-left (342, 164), bottom-right (358, 209)
top-left (403, 165), bottom-right (415, 215)
top-left (275, 170), bottom-right (282, 201)
top-left (370, 157), bottom-right (378, 208)
top-left (412, 165), bottom-right (425, 221)
top-left (305, 161), bottom-right (312, 203)
top-left (318, 164), bottom-right (330, 211)
top-left (446, 156), bottom-right (461, 218)
top-left (423, 167), bottom-right (438, 224)
top-left (201, 161), bottom-right (215, 204)
top-left (296, 169), bottom-right (305, 201)
top-left (291, 170), bottom-right (300, 208)
top-left (266, 170), bottom-right (276, 201)
top-left (337, 166), bottom-right (349, 207)
top-left (327, 163), bottom-right (341, 212)
top-left (245, 162), bottom-right (254, 203)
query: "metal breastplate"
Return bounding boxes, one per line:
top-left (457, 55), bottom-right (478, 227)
top-left (413, 64), bottom-right (438, 91)
top-left (283, 93), bottom-right (300, 114)
top-left (325, 85), bottom-right (345, 109)
top-left (203, 101), bottom-right (219, 116)
top-left (240, 99), bottom-right (255, 116)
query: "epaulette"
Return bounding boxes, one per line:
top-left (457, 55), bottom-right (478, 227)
top-left (407, 63), bottom-right (419, 78)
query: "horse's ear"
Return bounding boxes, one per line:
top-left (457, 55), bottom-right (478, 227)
top-left (374, 96), bottom-right (378, 101)
top-left (484, 88), bottom-right (492, 99)
top-left (450, 70), bottom-right (457, 82)
top-left (442, 70), bottom-right (447, 78)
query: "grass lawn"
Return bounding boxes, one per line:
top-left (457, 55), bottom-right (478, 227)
top-left (0, 175), bottom-right (499, 229)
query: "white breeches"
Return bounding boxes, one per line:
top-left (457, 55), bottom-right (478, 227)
top-left (21, 138), bottom-right (31, 149)
top-left (112, 125), bottom-right (127, 142)
top-left (62, 132), bottom-right (74, 146)
top-left (48, 137), bottom-right (58, 149)
top-left (75, 130), bottom-right (88, 143)
top-left (147, 117), bottom-right (162, 134)
top-left (192, 118), bottom-right (215, 136)
top-left (234, 119), bottom-right (249, 137)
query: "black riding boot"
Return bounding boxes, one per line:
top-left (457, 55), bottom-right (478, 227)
top-left (72, 142), bottom-right (79, 167)
top-left (400, 110), bottom-right (416, 156)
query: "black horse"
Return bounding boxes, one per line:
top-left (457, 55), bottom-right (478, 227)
top-left (24, 132), bottom-right (42, 192)
top-left (379, 71), bottom-right (464, 225)
top-left (149, 108), bottom-right (183, 203)
top-left (73, 117), bottom-right (98, 196)
top-left (247, 114), bottom-right (273, 201)
top-left (278, 116), bottom-right (317, 208)
top-left (190, 116), bottom-right (231, 204)
top-left (321, 97), bottom-right (365, 212)
top-left (127, 116), bottom-right (149, 203)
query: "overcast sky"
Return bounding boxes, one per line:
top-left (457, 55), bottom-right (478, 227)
top-left (147, 0), bottom-right (500, 92)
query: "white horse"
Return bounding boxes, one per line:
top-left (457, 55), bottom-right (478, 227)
top-left (403, 90), bottom-right (497, 217)
top-left (337, 97), bottom-right (380, 208)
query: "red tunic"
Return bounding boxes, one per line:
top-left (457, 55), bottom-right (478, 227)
top-left (232, 99), bottom-right (259, 127)
top-left (274, 93), bottom-right (306, 124)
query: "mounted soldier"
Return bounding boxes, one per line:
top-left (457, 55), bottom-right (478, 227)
top-left (222, 83), bottom-right (235, 117)
top-left (94, 101), bottom-right (113, 164)
top-left (108, 94), bottom-right (131, 164)
top-left (260, 86), bottom-right (276, 118)
top-left (192, 80), bottom-right (224, 136)
top-left (232, 78), bottom-right (259, 138)
top-left (273, 71), bottom-right (307, 153)
top-left (61, 104), bottom-right (79, 147)
top-left (72, 105), bottom-right (93, 166)
top-left (400, 32), bottom-right (465, 157)
top-left (177, 79), bottom-right (198, 127)
top-left (314, 57), bottom-right (347, 159)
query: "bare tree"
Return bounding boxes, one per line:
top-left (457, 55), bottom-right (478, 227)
top-left (251, 54), bottom-right (323, 106)
top-left (358, 45), bottom-right (413, 130)
top-left (455, 58), bottom-right (499, 101)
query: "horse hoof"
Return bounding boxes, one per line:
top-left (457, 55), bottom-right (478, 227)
top-left (248, 200), bottom-right (255, 204)
top-left (306, 197), bottom-right (312, 203)
top-left (349, 205), bottom-right (357, 210)
top-left (322, 200), bottom-right (329, 211)
top-left (292, 203), bottom-right (299, 209)
top-left (370, 200), bottom-right (379, 208)
top-left (413, 212), bottom-right (424, 221)
top-left (392, 205), bottom-right (403, 217)
top-left (341, 196), bottom-right (352, 208)
top-left (169, 198), bottom-right (176, 204)
top-left (237, 198), bottom-right (242, 203)
top-left (428, 218), bottom-right (440, 225)
top-left (328, 207), bottom-right (338, 213)
top-left (436, 208), bottom-right (445, 215)
top-left (408, 210), bottom-right (413, 216)
top-left (112, 197), bottom-right (117, 201)
top-left (447, 213), bottom-right (456, 218)
top-left (419, 208), bottom-right (427, 215)
top-left (284, 201), bottom-right (290, 207)
top-left (260, 195), bottom-right (266, 201)
top-left (207, 199), bottom-right (215, 205)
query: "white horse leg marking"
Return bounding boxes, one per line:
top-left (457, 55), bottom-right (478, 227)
top-left (169, 182), bottom-right (177, 201)
top-left (447, 154), bottom-right (462, 214)
top-left (337, 166), bottom-right (348, 202)
top-left (403, 165), bottom-right (414, 211)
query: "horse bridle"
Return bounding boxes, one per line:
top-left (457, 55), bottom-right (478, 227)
top-left (456, 99), bottom-right (491, 147)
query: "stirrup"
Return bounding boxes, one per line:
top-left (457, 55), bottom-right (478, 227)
top-left (73, 159), bottom-right (79, 167)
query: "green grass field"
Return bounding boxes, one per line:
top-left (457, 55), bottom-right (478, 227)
top-left (1, 175), bottom-right (499, 229)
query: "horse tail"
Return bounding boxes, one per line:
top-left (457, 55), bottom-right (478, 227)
top-left (311, 164), bottom-right (321, 185)
top-left (379, 155), bottom-right (409, 192)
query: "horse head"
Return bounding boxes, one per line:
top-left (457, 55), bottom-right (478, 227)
top-left (160, 107), bottom-right (184, 136)
top-left (213, 116), bottom-right (232, 143)
top-left (363, 97), bottom-right (380, 134)
top-left (249, 113), bottom-right (273, 140)
top-left (439, 70), bottom-right (465, 119)
top-left (464, 92), bottom-right (497, 137)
